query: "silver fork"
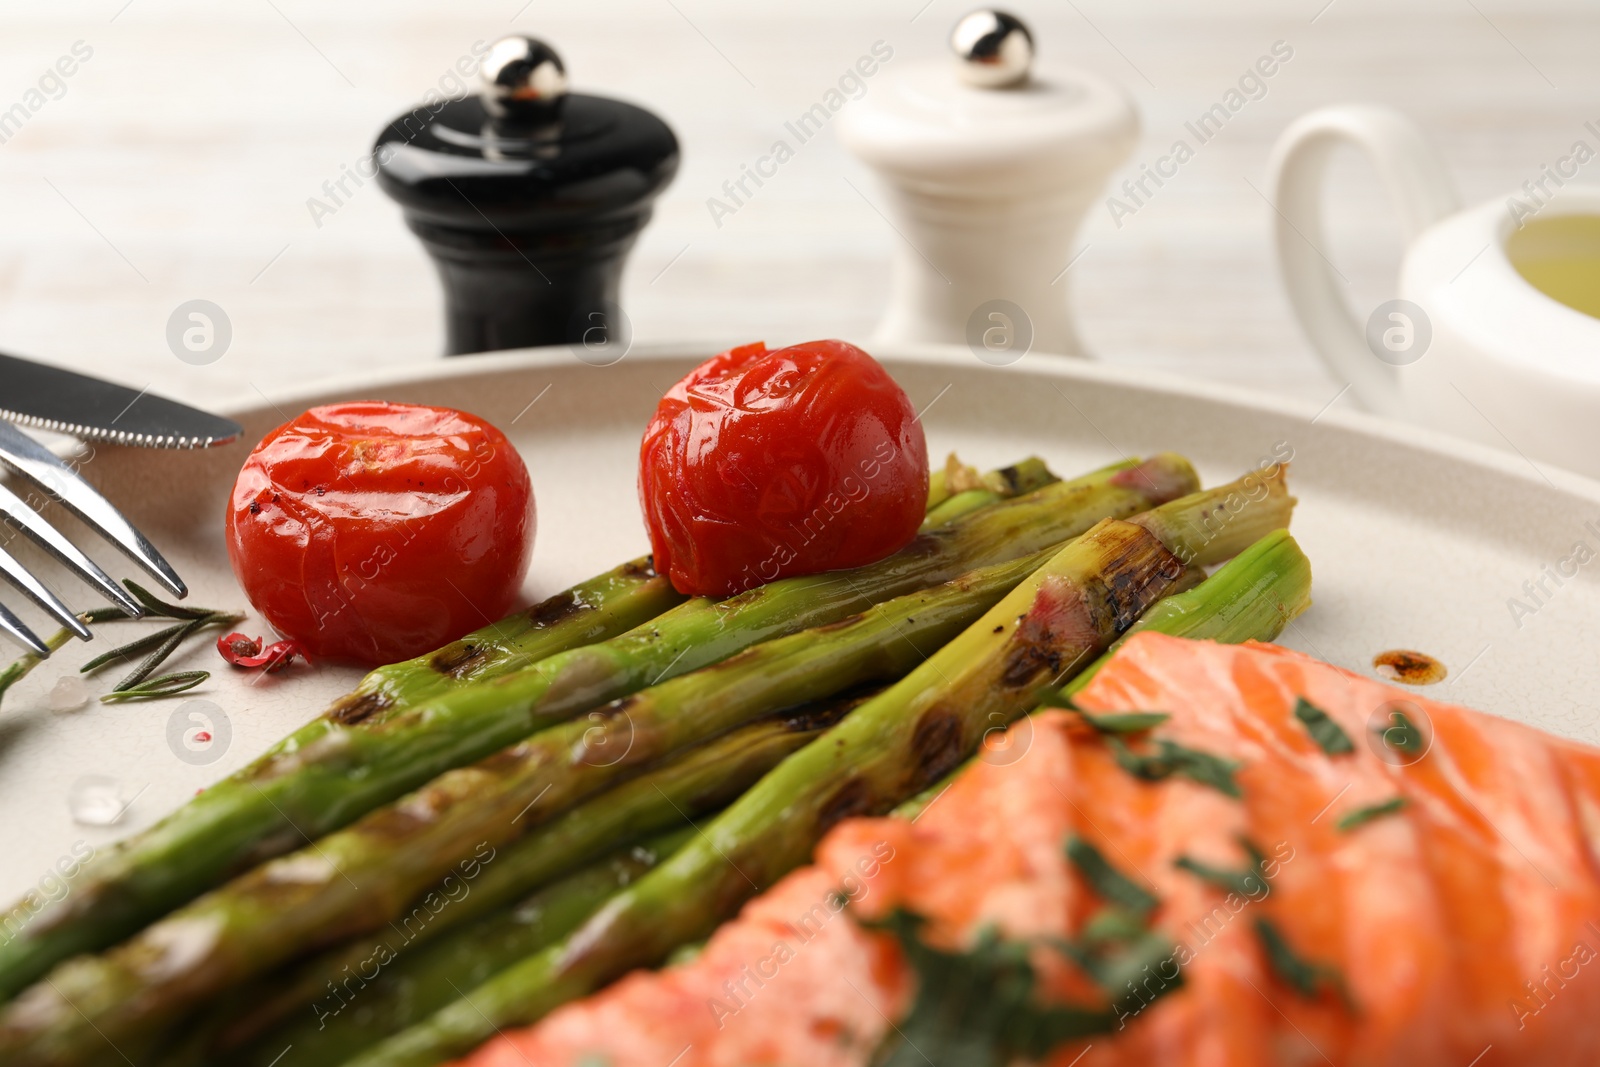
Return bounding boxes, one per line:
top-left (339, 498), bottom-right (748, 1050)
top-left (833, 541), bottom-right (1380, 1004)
top-left (0, 419), bottom-right (186, 656)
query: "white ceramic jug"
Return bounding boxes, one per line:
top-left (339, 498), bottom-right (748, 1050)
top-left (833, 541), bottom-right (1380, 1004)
top-left (839, 11), bottom-right (1138, 360)
top-left (1269, 103), bottom-right (1600, 479)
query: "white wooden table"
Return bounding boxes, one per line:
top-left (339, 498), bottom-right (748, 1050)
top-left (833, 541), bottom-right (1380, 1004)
top-left (0, 0), bottom-right (1594, 415)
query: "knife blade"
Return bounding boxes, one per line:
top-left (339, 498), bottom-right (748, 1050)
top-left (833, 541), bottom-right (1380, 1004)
top-left (0, 350), bottom-right (242, 448)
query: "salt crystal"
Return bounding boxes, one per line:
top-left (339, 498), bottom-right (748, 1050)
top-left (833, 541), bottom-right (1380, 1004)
top-left (47, 675), bottom-right (89, 712)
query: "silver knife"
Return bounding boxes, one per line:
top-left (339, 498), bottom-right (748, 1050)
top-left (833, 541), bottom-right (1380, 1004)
top-left (0, 350), bottom-right (242, 448)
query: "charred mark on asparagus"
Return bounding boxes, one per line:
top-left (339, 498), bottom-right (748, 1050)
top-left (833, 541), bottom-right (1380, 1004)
top-left (327, 689), bottom-right (395, 726)
top-left (617, 557), bottom-right (658, 580)
top-left (519, 590), bottom-right (586, 630)
top-left (818, 778), bottom-right (877, 834)
top-left (777, 687), bottom-right (877, 734)
top-left (428, 588), bottom-right (613, 682)
top-left (429, 641), bottom-right (491, 679)
top-left (994, 462), bottom-right (1037, 495)
top-left (911, 707), bottom-right (966, 783)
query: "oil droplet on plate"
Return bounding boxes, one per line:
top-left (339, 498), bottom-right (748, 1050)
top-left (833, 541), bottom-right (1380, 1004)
top-left (1373, 649), bottom-right (1448, 686)
top-left (68, 775), bottom-right (129, 826)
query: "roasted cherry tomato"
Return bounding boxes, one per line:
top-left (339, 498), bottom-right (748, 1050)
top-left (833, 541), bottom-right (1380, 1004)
top-left (638, 340), bottom-right (928, 597)
top-left (226, 401), bottom-right (536, 665)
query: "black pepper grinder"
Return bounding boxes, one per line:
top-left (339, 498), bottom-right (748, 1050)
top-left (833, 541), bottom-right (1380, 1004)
top-left (374, 36), bottom-right (679, 356)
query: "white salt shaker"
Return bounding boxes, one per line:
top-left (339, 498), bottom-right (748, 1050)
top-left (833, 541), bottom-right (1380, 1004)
top-left (839, 11), bottom-right (1138, 358)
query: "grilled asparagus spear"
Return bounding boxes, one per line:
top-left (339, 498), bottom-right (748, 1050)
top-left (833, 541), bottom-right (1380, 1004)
top-left (0, 455), bottom-right (1154, 1006)
top-left (169, 696), bottom-right (870, 1066)
top-left (2, 458), bottom-right (1207, 1063)
top-left (334, 468), bottom-right (1296, 1067)
top-left (920, 456), bottom-right (1058, 528)
top-left (924, 452), bottom-right (1052, 511)
top-left (323, 557), bottom-right (684, 727)
top-left (263, 829), bottom-right (693, 1067)
top-left (1064, 526), bottom-right (1312, 696)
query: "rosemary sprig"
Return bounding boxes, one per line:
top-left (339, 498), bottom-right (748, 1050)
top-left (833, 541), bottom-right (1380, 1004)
top-left (1107, 736), bottom-right (1244, 797)
top-left (121, 581), bottom-right (226, 621)
top-left (1335, 796), bottom-right (1409, 833)
top-left (0, 581), bottom-right (241, 712)
top-left (1043, 691), bottom-right (1244, 797)
top-left (1253, 917), bottom-right (1353, 1009)
top-left (100, 671), bottom-right (210, 704)
top-left (1066, 836), bottom-right (1160, 919)
top-left (78, 581), bottom-right (242, 694)
top-left (863, 909), bottom-right (1128, 1067)
top-left (1174, 838), bottom-right (1271, 897)
top-left (1039, 691), bottom-right (1171, 734)
top-left (1377, 709), bottom-right (1428, 756)
top-left (77, 622), bottom-right (194, 675)
top-left (1293, 697), bottom-right (1354, 756)
top-left (0, 605), bottom-right (139, 711)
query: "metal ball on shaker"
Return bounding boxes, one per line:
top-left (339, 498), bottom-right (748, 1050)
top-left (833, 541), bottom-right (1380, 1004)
top-left (481, 35), bottom-right (569, 119)
top-left (951, 10), bottom-right (1034, 88)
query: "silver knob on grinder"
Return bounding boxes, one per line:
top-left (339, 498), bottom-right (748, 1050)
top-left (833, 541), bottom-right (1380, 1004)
top-left (951, 9), bottom-right (1034, 88)
top-left (480, 35), bottom-right (569, 121)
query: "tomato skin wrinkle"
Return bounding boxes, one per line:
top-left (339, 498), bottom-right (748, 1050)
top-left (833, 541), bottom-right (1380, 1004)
top-left (225, 400), bottom-right (537, 665)
top-left (638, 339), bottom-right (928, 597)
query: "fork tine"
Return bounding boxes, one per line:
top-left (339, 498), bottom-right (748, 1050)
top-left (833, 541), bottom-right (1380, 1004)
top-left (0, 420), bottom-right (186, 599)
top-left (0, 482), bottom-right (143, 617)
top-left (0, 542), bottom-right (91, 639)
top-left (0, 598), bottom-right (48, 657)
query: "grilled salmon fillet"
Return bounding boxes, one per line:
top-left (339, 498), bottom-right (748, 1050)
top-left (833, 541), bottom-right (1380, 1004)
top-left (451, 633), bottom-right (1600, 1066)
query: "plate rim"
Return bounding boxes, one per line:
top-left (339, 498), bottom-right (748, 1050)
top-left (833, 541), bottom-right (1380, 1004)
top-left (208, 341), bottom-right (1600, 505)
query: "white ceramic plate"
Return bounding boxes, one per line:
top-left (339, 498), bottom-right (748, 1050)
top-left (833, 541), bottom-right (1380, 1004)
top-left (2, 343), bottom-right (1597, 901)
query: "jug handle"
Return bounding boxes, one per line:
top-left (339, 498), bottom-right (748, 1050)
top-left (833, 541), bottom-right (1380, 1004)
top-left (1266, 104), bottom-right (1460, 417)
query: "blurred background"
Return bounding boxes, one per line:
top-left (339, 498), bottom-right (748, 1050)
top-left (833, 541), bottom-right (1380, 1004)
top-left (0, 0), bottom-right (1592, 411)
